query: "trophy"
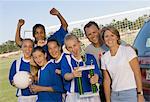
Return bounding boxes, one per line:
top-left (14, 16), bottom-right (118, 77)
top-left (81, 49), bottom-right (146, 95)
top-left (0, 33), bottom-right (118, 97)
top-left (89, 60), bottom-right (97, 93)
top-left (76, 54), bottom-right (99, 98)
top-left (76, 61), bottom-right (84, 95)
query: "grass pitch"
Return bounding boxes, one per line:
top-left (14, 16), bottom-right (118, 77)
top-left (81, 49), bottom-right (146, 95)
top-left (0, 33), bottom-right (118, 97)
top-left (0, 54), bottom-right (19, 102)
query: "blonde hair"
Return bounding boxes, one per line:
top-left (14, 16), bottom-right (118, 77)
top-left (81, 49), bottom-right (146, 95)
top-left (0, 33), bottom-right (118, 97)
top-left (64, 34), bottom-right (80, 46)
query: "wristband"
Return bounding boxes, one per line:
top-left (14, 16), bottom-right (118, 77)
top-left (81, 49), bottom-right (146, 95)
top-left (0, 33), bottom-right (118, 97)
top-left (137, 91), bottom-right (143, 95)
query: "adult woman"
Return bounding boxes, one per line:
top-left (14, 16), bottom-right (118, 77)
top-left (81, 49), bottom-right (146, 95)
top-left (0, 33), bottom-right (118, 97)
top-left (101, 26), bottom-right (144, 102)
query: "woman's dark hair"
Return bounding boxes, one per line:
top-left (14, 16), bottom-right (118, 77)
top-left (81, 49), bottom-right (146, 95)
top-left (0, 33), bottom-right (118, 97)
top-left (32, 24), bottom-right (46, 43)
top-left (32, 46), bottom-right (46, 55)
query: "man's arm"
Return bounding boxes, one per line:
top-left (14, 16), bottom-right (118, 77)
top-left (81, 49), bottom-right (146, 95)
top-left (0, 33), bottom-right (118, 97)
top-left (15, 19), bottom-right (24, 47)
top-left (50, 8), bottom-right (68, 31)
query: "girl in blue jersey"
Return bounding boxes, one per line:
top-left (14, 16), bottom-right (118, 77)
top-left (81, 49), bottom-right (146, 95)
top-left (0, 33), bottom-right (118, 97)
top-left (30, 46), bottom-right (64, 102)
top-left (47, 39), bottom-right (67, 101)
top-left (15, 8), bottom-right (68, 61)
top-left (61, 34), bottom-right (102, 102)
top-left (9, 39), bottom-right (37, 102)
top-left (16, 8), bottom-right (68, 47)
top-left (47, 38), bottom-right (70, 74)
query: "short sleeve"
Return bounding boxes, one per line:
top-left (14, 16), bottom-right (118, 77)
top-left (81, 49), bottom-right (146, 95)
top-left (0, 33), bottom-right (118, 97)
top-left (9, 60), bottom-right (17, 85)
top-left (126, 46), bottom-right (137, 62)
top-left (61, 55), bottom-right (71, 78)
top-left (48, 26), bottom-right (68, 46)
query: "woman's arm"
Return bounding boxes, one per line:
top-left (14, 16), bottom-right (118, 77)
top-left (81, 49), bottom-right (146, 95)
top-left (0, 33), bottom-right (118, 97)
top-left (103, 70), bottom-right (111, 102)
top-left (129, 57), bottom-right (144, 102)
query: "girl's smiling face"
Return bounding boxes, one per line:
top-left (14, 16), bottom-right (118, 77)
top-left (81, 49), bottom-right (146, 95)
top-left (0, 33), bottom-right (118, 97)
top-left (65, 39), bottom-right (81, 57)
top-left (48, 41), bottom-right (61, 60)
top-left (32, 50), bottom-right (47, 67)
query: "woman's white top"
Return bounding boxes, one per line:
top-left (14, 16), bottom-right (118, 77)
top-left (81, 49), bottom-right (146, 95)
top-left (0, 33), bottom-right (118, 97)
top-left (101, 45), bottom-right (137, 91)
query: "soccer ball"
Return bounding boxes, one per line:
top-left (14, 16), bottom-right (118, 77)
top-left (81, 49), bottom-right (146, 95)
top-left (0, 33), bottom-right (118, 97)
top-left (13, 71), bottom-right (31, 89)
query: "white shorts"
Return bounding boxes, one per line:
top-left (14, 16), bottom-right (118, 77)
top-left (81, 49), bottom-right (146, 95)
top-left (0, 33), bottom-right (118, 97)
top-left (65, 92), bottom-right (101, 102)
top-left (18, 95), bottom-right (37, 102)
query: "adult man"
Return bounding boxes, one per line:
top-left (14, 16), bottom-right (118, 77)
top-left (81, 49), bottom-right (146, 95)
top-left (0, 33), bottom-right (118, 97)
top-left (84, 21), bottom-right (108, 68)
top-left (84, 21), bottom-right (107, 102)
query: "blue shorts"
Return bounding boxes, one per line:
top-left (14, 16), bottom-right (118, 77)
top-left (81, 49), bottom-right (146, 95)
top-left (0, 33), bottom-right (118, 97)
top-left (111, 88), bottom-right (137, 102)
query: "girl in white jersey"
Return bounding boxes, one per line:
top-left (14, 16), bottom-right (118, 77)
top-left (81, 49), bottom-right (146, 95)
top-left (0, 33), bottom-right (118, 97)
top-left (101, 26), bottom-right (144, 102)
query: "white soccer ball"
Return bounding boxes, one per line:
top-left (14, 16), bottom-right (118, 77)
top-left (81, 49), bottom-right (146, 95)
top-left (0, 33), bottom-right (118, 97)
top-left (13, 71), bottom-right (31, 89)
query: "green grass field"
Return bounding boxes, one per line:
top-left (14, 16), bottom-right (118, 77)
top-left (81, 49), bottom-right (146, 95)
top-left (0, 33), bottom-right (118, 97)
top-left (0, 54), bottom-right (19, 102)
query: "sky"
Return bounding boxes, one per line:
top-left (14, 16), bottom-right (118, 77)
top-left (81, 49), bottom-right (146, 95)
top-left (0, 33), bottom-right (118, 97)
top-left (0, 0), bottom-right (150, 44)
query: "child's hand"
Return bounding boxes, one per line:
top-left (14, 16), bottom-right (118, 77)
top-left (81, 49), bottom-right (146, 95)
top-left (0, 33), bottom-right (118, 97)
top-left (72, 67), bottom-right (82, 78)
top-left (29, 74), bottom-right (34, 85)
top-left (89, 74), bottom-right (99, 84)
top-left (37, 40), bottom-right (47, 47)
top-left (50, 8), bottom-right (60, 16)
top-left (11, 80), bottom-right (17, 88)
top-left (18, 19), bottom-right (25, 27)
top-left (55, 69), bottom-right (61, 75)
top-left (29, 85), bottom-right (41, 93)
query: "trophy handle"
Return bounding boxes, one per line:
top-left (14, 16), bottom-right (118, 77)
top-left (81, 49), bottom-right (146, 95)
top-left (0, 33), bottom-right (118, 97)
top-left (77, 77), bottom-right (84, 95)
top-left (89, 69), bottom-right (97, 93)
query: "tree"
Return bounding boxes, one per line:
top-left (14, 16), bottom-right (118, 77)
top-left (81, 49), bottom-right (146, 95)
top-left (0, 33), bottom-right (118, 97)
top-left (71, 28), bottom-right (84, 37)
top-left (0, 40), bottom-right (19, 54)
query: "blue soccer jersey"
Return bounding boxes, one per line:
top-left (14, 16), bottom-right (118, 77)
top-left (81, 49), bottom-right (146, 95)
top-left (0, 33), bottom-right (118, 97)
top-left (50, 53), bottom-right (64, 70)
top-left (61, 53), bottom-right (103, 93)
top-left (37, 61), bottom-right (64, 102)
top-left (9, 57), bottom-right (36, 96)
top-left (48, 26), bottom-right (68, 46)
top-left (50, 53), bottom-right (66, 93)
